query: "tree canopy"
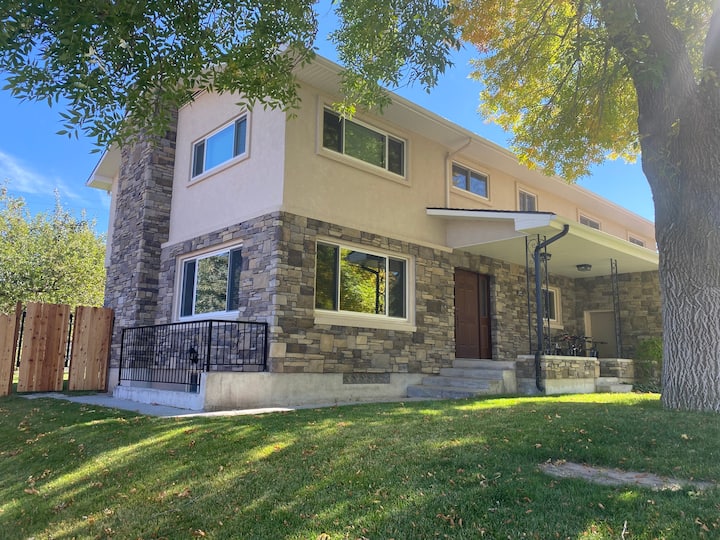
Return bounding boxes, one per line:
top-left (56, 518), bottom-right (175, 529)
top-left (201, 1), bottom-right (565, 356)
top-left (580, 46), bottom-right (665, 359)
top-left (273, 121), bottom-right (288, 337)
top-left (0, 186), bottom-right (106, 312)
top-left (0, 0), bottom-right (460, 147)
top-left (453, 0), bottom-right (715, 179)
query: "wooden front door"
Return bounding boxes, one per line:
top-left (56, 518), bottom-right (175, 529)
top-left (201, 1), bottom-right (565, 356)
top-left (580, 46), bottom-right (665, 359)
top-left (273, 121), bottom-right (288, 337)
top-left (455, 269), bottom-right (492, 359)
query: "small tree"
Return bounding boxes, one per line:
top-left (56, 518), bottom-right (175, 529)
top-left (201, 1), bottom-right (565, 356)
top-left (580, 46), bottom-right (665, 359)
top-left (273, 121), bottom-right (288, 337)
top-left (0, 186), bottom-right (106, 312)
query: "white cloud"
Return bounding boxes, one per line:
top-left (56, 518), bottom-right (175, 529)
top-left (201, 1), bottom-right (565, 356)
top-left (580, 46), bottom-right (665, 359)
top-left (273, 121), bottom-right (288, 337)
top-left (0, 149), bottom-right (81, 201)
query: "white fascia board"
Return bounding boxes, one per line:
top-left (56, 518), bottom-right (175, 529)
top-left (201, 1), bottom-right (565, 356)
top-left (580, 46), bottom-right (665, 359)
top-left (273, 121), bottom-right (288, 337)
top-left (86, 145), bottom-right (120, 191)
top-left (552, 216), bottom-right (659, 265)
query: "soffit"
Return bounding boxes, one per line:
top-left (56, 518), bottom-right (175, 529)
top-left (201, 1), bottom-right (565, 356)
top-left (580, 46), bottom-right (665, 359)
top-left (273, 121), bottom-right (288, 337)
top-left (427, 209), bottom-right (658, 278)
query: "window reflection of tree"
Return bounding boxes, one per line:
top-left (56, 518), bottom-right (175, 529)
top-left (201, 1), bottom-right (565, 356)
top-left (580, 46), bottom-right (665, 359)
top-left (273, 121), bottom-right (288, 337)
top-left (341, 249), bottom-right (386, 315)
top-left (195, 253), bottom-right (229, 314)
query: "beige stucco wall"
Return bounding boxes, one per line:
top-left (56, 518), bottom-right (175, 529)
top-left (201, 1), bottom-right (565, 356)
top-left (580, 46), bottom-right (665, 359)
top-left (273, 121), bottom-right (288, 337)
top-left (167, 91), bottom-right (287, 245)
top-left (281, 85), bottom-right (450, 249)
top-left (157, 79), bottom-right (653, 253)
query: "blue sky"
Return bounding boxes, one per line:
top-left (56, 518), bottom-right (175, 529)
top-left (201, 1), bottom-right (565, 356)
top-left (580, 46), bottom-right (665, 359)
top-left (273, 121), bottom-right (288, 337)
top-left (0, 18), bottom-right (655, 235)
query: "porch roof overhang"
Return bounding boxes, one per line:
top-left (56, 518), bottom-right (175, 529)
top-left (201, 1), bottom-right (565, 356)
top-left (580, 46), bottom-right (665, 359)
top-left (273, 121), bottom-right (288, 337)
top-left (427, 208), bottom-right (658, 278)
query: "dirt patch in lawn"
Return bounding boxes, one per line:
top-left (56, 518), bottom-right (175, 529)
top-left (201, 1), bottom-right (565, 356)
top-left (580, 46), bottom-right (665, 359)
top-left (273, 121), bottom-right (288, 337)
top-left (540, 461), bottom-right (717, 492)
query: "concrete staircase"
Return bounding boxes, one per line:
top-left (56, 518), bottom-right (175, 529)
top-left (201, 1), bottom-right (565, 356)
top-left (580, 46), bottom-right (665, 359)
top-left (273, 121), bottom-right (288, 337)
top-left (407, 359), bottom-right (517, 399)
top-left (595, 377), bottom-right (633, 393)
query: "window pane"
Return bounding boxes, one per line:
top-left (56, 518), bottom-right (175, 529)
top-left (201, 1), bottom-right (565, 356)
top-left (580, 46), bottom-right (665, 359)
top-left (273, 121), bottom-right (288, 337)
top-left (345, 120), bottom-right (385, 168)
top-left (388, 137), bottom-right (404, 175)
top-left (520, 191), bottom-right (536, 211)
top-left (340, 249), bottom-right (386, 314)
top-left (469, 172), bottom-right (488, 197)
top-left (180, 260), bottom-right (196, 317)
top-left (322, 110), bottom-right (343, 152)
top-left (452, 164), bottom-right (467, 189)
top-left (315, 243), bottom-right (338, 310)
top-left (204, 124), bottom-right (235, 171)
top-left (234, 118), bottom-right (247, 157)
top-left (388, 258), bottom-right (406, 318)
top-left (542, 289), bottom-right (556, 320)
top-left (227, 248), bottom-right (243, 311)
top-left (192, 141), bottom-right (205, 177)
top-left (195, 253), bottom-right (230, 314)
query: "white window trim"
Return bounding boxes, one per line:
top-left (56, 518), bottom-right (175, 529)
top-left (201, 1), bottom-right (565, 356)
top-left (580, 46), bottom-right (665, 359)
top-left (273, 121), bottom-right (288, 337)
top-left (518, 187), bottom-right (538, 212)
top-left (579, 213), bottom-right (602, 230)
top-left (542, 286), bottom-right (563, 329)
top-left (176, 243), bottom-right (243, 322)
top-left (188, 113), bottom-right (250, 185)
top-left (317, 103), bottom-right (409, 185)
top-left (451, 162), bottom-right (490, 201)
top-left (313, 238), bottom-right (416, 331)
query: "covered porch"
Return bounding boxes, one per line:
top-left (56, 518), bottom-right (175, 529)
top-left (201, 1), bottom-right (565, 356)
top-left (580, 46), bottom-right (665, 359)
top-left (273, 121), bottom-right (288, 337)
top-left (428, 208), bottom-right (660, 395)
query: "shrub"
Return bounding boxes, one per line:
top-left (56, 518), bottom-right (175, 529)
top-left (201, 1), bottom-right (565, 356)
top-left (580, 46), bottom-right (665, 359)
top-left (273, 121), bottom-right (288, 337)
top-left (634, 337), bottom-right (663, 391)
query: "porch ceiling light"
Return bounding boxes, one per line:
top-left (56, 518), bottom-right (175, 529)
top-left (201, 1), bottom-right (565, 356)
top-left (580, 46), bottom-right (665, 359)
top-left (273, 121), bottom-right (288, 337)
top-left (576, 263), bottom-right (592, 272)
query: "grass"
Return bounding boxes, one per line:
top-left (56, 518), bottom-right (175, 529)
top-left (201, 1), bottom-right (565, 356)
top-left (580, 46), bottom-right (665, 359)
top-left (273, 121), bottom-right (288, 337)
top-left (0, 393), bottom-right (719, 539)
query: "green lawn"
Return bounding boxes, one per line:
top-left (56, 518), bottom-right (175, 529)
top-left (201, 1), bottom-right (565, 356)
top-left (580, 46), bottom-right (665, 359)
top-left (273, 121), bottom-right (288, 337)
top-left (0, 393), bottom-right (718, 539)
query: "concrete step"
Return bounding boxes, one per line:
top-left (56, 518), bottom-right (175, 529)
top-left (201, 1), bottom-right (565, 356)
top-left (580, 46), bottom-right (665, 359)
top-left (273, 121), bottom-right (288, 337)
top-left (421, 375), bottom-right (501, 391)
top-left (407, 384), bottom-right (497, 399)
top-left (452, 359), bottom-right (516, 370)
top-left (596, 383), bottom-right (634, 393)
top-left (439, 367), bottom-right (506, 380)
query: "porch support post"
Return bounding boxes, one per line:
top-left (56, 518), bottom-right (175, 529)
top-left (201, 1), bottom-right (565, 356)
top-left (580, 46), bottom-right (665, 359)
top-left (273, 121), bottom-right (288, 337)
top-left (533, 225), bottom-right (570, 392)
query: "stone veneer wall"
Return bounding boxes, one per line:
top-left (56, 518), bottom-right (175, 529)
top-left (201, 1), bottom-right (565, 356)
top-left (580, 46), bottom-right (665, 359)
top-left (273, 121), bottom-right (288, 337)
top-left (158, 211), bottom-right (458, 374)
top-left (572, 271), bottom-right (661, 357)
top-left (105, 113), bottom-right (177, 367)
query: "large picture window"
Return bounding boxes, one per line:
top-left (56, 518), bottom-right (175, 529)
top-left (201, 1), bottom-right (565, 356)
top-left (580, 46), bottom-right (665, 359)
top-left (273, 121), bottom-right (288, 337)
top-left (452, 163), bottom-right (488, 198)
top-left (192, 116), bottom-right (248, 177)
top-left (315, 242), bottom-right (407, 319)
top-left (322, 109), bottom-right (405, 176)
top-left (180, 246), bottom-right (242, 318)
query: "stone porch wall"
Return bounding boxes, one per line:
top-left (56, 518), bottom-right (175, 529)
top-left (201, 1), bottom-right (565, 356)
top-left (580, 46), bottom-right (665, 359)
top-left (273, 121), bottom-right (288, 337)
top-left (572, 271), bottom-right (661, 357)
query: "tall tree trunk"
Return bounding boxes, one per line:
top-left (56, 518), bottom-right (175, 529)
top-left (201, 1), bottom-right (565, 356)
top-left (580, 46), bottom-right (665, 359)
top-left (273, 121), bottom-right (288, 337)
top-left (643, 86), bottom-right (720, 411)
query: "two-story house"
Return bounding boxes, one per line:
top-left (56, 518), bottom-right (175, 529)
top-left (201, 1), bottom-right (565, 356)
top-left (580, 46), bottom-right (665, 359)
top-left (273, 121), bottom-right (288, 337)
top-left (89, 56), bottom-right (660, 411)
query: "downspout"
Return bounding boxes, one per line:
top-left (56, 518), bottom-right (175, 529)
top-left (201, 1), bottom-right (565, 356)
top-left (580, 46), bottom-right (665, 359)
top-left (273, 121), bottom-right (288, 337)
top-left (533, 224), bottom-right (570, 392)
top-left (445, 138), bottom-right (473, 207)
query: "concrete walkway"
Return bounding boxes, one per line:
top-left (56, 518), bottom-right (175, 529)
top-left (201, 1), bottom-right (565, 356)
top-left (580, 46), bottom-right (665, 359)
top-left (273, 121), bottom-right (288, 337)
top-left (20, 392), bottom-right (427, 418)
top-left (540, 460), bottom-right (717, 492)
top-left (19, 392), bottom-right (298, 418)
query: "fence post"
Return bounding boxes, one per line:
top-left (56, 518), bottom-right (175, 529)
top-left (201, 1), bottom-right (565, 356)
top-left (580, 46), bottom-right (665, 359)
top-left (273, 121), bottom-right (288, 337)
top-left (0, 303), bottom-right (22, 397)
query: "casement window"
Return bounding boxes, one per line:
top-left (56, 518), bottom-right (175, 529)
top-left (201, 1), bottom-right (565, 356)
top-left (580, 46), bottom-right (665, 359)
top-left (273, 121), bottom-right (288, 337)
top-left (629, 236), bottom-right (645, 247)
top-left (579, 215), bottom-right (601, 230)
top-left (192, 116), bottom-right (248, 177)
top-left (315, 242), bottom-right (407, 319)
top-left (542, 287), bottom-right (560, 323)
top-left (322, 109), bottom-right (405, 176)
top-left (179, 246), bottom-right (243, 318)
top-left (519, 190), bottom-right (537, 211)
top-left (452, 163), bottom-right (488, 198)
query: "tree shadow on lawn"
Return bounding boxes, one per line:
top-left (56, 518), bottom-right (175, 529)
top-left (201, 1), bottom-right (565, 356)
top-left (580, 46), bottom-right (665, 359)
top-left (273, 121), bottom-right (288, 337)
top-left (0, 394), bottom-right (718, 539)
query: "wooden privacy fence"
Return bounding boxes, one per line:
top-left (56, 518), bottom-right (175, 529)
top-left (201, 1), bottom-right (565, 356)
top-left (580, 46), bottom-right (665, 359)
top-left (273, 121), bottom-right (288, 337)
top-left (0, 302), bottom-right (114, 396)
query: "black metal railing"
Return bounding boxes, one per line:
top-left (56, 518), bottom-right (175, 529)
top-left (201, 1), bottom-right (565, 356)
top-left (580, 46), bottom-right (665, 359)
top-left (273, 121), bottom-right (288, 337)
top-left (118, 319), bottom-right (268, 392)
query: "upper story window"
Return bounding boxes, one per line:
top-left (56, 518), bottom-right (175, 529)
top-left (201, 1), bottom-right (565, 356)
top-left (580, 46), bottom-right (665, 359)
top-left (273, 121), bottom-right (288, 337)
top-left (322, 109), bottom-right (405, 176)
top-left (452, 163), bottom-right (488, 198)
top-left (192, 116), bottom-right (248, 178)
top-left (179, 246), bottom-right (243, 318)
top-left (315, 242), bottom-right (407, 319)
top-left (579, 215), bottom-right (601, 230)
top-left (519, 190), bottom-right (537, 211)
top-left (629, 236), bottom-right (645, 247)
